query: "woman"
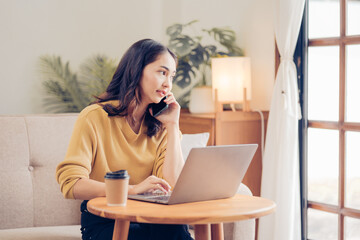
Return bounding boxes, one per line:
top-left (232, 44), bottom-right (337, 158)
top-left (56, 39), bottom-right (193, 240)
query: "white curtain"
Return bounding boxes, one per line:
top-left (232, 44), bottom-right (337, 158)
top-left (258, 0), bottom-right (305, 239)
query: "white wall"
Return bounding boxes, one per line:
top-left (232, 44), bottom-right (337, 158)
top-left (242, 0), bottom-right (275, 111)
top-left (0, 0), bottom-right (274, 114)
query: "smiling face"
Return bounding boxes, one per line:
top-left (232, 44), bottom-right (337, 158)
top-left (139, 51), bottom-right (177, 105)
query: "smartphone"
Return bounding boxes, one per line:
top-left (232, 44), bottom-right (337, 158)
top-left (150, 96), bottom-right (169, 117)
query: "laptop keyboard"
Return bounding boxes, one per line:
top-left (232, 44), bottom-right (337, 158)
top-left (137, 190), bottom-right (172, 201)
top-left (146, 195), bottom-right (170, 201)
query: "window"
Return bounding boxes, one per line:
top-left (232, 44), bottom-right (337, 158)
top-left (298, 0), bottom-right (360, 239)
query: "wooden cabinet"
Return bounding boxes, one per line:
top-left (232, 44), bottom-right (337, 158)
top-left (179, 109), bottom-right (268, 197)
top-left (179, 111), bottom-right (216, 146)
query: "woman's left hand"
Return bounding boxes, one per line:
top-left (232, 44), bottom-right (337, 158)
top-left (151, 92), bottom-right (180, 127)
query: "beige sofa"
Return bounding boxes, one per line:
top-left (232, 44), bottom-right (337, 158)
top-left (0, 114), bottom-right (255, 240)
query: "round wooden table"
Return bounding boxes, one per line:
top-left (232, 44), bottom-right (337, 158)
top-left (87, 194), bottom-right (276, 240)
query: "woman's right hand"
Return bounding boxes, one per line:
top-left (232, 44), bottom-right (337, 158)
top-left (129, 175), bottom-right (171, 195)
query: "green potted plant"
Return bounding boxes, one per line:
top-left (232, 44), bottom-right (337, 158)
top-left (39, 54), bottom-right (117, 113)
top-left (166, 20), bottom-right (243, 110)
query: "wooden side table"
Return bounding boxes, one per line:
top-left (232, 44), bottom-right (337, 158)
top-left (87, 194), bottom-right (275, 240)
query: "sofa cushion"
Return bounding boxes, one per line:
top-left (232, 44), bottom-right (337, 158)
top-left (0, 117), bottom-right (34, 229)
top-left (224, 183), bottom-right (255, 240)
top-left (0, 115), bottom-right (81, 229)
top-left (0, 225), bottom-right (81, 240)
top-left (181, 132), bottom-right (210, 160)
top-left (25, 115), bottom-right (81, 227)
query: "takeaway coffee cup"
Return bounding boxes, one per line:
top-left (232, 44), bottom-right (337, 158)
top-left (104, 170), bottom-right (130, 206)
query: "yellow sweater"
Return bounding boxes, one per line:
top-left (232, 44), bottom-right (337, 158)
top-left (56, 101), bottom-right (168, 199)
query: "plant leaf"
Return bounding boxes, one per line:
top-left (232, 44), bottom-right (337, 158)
top-left (203, 27), bottom-right (243, 56)
top-left (184, 19), bottom-right (199, 27)
top-left (80, 54), bottom-right (117, 100)
top-left (205, 27), bottom-right (235, 44)
top-left (166, 24), bottom-right (183, 39)
top-left (168, 36), bottom-right (196, 57)
top-left (204, 45), bottom-right (217, 57)
top-left (39, 55), bottom-right (88, 112)
top-left (189, 44), bottom-right (209, 68)
top-left (174, 58), bottom-right (196, 88)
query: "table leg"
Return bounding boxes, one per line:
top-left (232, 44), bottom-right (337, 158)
top-left (112, 219), bottom-right (130, 240)
top-left (194, 224), bottom-right (211, 240)
top-left (211, 223), bottom-right (224, 240)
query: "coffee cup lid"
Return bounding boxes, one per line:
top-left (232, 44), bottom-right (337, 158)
top-left (104, 170), bottom-right (130, 179)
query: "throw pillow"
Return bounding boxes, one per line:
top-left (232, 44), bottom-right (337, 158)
top-left (181, 132), bottom-right (210, 161)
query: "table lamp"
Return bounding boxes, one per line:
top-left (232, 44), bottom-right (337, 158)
top-left (211, 57), bottom-right (251, 112)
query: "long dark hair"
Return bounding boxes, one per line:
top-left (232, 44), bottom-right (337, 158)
top-left (95, 39), bottom-right (177, 137)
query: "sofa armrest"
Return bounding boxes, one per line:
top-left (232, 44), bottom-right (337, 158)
top-left (223, 183), bottom-right (255, 240)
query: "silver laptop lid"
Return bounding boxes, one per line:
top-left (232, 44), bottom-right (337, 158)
top-left (168, 144), bottom-right (258, 204)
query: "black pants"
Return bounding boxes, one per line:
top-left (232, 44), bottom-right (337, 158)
top-left (80, 200), bottom-right (193, 240)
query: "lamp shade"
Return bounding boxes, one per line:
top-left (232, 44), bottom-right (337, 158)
top-left (211, 57), bottom-right (251, 103)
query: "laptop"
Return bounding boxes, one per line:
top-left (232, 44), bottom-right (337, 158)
top-left (128, 144), bottom-right (258, 205)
